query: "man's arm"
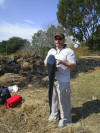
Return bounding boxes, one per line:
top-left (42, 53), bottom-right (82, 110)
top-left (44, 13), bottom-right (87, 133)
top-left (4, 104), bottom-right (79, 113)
top-left (44, 60), bottom-right (47, 66)
top-left (57, 59), bottom-right (76, 70)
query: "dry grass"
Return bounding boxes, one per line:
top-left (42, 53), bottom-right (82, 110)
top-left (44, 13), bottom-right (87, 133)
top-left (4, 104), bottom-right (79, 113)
top-left (0, 67), bottom-right (100, 133)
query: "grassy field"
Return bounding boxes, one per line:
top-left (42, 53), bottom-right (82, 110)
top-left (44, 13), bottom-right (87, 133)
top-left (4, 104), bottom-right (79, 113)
top-left (0, 60), bottom-right (100, 133)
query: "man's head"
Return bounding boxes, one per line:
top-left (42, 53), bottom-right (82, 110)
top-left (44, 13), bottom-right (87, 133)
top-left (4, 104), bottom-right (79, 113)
top-left (54, 33), bottom-right (65, 48)
top-left (54, 33), bottom-right (65, 40)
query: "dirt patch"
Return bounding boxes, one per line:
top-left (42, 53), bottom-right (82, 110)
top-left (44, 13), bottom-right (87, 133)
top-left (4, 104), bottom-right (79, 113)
top-left (0, 73), bottom-right (26, 87)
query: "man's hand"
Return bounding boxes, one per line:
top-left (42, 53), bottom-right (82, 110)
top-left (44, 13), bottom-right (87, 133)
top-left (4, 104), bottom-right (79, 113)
top-left (44, 60), bottom-right (47, 66)
top-left (57, 59), bottom-right (63, 65)
top-left (57, 59), bottom-right (76, 70)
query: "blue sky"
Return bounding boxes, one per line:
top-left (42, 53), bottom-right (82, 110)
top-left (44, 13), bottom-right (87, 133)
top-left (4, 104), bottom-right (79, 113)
top-left (0, 0), bottom-right (59, 42)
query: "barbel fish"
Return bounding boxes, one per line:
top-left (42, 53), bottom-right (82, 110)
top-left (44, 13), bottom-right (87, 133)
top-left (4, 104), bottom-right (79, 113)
top-left (47, 55), bottom-right (56, 114)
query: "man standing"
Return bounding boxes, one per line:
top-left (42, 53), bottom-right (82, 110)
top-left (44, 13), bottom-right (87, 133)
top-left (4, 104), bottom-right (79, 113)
top-left (44, 33), bottom-right (76, 128)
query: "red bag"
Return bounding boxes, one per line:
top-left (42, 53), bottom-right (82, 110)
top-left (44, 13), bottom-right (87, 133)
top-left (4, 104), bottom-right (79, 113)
top-left (6, 94), bottom-right (22, 108)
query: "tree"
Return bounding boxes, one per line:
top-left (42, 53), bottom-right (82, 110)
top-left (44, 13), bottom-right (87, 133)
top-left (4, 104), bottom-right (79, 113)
top-left (32, 24), bottom-right (65, 55)
top-left (32, 24), bottom-right (65, 48)
top-left (57, 0), bottom-right (100, 49)
top-left (32, 30), bottom-right (47, 55)
top-left (0, 41), bottom-right (7, 55)
top-left (89, 24), bottom-right (100, 50)
top-left (0, 37), bottom-right (30, 55)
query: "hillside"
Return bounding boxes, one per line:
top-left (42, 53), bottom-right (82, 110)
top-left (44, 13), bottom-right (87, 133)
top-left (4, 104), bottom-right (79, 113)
top-left (0, 56), bottom-right (100, 133)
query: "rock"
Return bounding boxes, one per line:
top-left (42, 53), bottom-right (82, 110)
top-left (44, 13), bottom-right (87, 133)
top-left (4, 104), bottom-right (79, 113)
top-left (27, 84), bottom-right (33, 88)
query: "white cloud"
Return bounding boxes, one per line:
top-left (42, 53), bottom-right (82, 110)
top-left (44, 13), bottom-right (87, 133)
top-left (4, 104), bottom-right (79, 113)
top-left (24, 19), bottom-right (35, 25)
top-left (0, 0), bottom-right (5, 7)
top-left (0, 21), bottom-right (39, 42)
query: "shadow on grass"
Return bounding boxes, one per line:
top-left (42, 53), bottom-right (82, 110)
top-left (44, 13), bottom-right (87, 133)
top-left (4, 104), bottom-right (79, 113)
top-left (72, 100), bottom-right (100, 123)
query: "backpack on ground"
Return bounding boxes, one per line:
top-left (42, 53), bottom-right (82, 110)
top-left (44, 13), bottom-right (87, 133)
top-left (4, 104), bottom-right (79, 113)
top-left (6, 94), bottom-right (22, 108)
top-left (0, 86), bottom-right (11, 104)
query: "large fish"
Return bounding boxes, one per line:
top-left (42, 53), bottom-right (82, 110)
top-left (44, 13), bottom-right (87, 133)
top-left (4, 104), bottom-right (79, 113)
top-left (47, 55), bottom-right (56, 114)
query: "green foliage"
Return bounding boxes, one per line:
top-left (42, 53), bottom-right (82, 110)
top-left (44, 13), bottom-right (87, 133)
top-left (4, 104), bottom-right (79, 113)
top-left (0, 41), bottom-right (7, 54)
top-left (93, 25), bottom-right (100, 50)
top-left (0, 37), bottom-right (30, 56)
top-left (57, 0), bottom-right (100, 49)
top-left (46, 24), bottom-right (57, 46)
top-left (32, 30), bottom-right (47, 49)
top-left (87, 25), bottom-right (100, 50)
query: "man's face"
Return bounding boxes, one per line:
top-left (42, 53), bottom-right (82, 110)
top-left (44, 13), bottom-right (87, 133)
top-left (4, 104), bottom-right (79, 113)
top-left (54, 37), bottom-right (65, 47)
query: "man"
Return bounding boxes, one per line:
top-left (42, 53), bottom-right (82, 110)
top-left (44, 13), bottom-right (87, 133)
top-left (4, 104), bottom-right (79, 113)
top-left (44, 33), bottom-right (76, 128)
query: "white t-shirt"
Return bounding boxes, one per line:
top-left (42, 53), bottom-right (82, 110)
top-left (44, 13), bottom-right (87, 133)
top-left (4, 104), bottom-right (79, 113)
top-left (45, 46), bottom-right (76, 82)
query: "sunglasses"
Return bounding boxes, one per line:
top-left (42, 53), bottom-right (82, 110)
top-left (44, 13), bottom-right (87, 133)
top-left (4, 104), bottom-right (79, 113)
top-left (55, 37), bottom-right (63, 40)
